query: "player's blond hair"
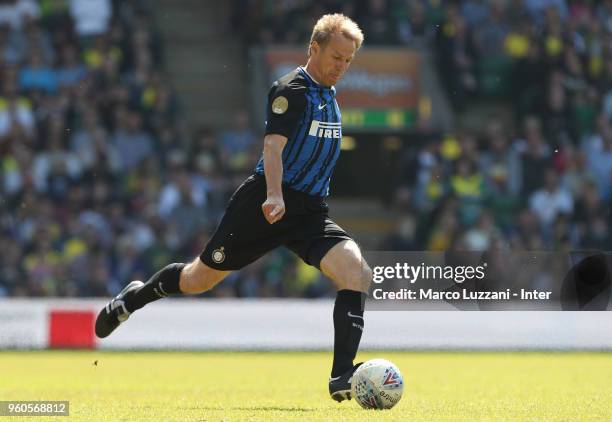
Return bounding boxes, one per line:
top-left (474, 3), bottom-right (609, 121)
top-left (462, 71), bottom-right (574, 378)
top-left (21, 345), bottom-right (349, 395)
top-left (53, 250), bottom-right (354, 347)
top-left (308, 14), bottom-right (364, 56)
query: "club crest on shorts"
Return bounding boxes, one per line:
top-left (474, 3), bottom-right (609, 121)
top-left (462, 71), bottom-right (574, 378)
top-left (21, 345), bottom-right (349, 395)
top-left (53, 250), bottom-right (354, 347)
top-left (272, 96), bottom-right (288, 114)
top-left (212, 246), bottom-right (225, 264)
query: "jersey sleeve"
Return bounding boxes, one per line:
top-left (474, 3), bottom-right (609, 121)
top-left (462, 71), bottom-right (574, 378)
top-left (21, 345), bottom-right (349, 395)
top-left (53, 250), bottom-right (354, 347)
top-left (264, 82), bottom-right (307, 138)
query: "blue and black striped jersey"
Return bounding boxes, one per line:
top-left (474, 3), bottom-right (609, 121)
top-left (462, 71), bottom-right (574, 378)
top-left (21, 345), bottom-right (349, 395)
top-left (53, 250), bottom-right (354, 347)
top-left (255, 67), bottom-right (342, 197)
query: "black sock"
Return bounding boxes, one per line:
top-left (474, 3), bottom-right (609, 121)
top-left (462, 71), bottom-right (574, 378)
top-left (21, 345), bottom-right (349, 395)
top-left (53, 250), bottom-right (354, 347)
top-left (331, 289), bottom-right (365, 377)
top-left (124, 263), bottom-right (186, 312)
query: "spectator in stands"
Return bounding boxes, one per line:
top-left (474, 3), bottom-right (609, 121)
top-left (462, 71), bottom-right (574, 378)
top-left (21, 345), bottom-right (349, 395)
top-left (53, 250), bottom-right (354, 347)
top-left (20, 19), bottom-right (56, 65)
top-left (157, 165), bottom-right (209, 221)
top-left (561, 146), bottom-right (595, 197)
top-left (479, 119), bottom-right (521, 195)
top-left (0, 0), bottom-right (39, 30)
top-left (510, 34), bottom-right (546, 120)
top-left (583, 121), bottom-right (612, 199)
top-left (110, 109), bottom-right (153, 171)
top-left (56, 43), bottom-right (87, 87)
top-left (516, 116), bottom-right (552, 196)
top-left (69, 0), bottom-right (111, 37)
top-left (529, 168), bottom-right (574, 230)
top-left (473, 1), bottom-right (509, 58)
top-left (435, 9), bottom-right (478, 109)
top-left (19, 50), bottom-right (57, 93)
top-left (0, 82), bottom-right (35, 138)
top-left (524, 0), bottom-right (568, 23)
top-left (542, 78), bottom-right (573, 146)
top-left (0, 237), bottom-right (24, 295)
top-left (427, 208), bottom-right (460, 251)
top-left (395, 0), bottom-right (432, 47)
top-left (0, 23), bottom-right (24, 64)
top-left (460, 210), bottom-right (500, 250)
top-left (450, 158), bottom-right (485, 226)
top-left (361, 0), bottom-right (397, 44)
top-left (219, 110), bottom-right (257, 173)
top-left (32, 121), bottom-right (82, 195)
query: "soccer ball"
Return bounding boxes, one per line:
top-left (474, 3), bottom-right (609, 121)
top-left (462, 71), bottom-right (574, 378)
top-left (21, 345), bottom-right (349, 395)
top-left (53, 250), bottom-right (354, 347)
top-left (351, 359), bottom-right (403, 410)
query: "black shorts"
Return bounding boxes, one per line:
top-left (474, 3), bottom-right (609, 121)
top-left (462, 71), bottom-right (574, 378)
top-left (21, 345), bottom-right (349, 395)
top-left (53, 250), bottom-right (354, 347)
top-left (200, 174), bottom-right (352, 270)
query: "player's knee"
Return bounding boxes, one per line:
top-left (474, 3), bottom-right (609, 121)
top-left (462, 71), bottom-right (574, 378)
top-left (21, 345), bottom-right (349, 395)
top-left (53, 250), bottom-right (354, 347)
top-left (361, 263), bottom-right (373, 293)
top-left (323, 240), bottom-right (371, 293)
top-left (333, 259), bottom-right (371, 293)
top-left (347, 261), bottom-right (371, 293)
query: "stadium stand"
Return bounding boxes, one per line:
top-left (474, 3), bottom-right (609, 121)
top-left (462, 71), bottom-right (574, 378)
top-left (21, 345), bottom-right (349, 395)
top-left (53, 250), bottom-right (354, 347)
top-left (1, 0), bottom-right (611, 299)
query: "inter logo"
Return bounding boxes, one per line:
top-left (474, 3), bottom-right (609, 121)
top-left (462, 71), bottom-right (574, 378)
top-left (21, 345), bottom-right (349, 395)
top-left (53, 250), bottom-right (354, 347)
top-left (308, 120), bottom-right (341, 139)
top-left (212, 247), bottom-right (226, 264)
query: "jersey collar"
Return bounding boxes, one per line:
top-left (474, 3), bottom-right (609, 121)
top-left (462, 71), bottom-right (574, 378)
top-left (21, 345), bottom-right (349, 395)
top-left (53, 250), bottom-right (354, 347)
top-left (299, 66), bottom-right (335, 92)
top-left (300, 66), bottom-right (321, 85)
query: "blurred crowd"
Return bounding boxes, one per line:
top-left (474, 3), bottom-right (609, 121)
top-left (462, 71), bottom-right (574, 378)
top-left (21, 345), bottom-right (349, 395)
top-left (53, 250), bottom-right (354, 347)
top-left (384, 0), bottom-right (612, 257)
top-left (1, 0), bottom-right (611, 298)
top-left (0, 0), bottom-right (304, 298)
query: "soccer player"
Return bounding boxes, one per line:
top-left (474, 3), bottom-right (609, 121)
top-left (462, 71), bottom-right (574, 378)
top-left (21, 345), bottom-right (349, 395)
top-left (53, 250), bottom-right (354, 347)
top-left (95, 13), bottom-right (370, 402)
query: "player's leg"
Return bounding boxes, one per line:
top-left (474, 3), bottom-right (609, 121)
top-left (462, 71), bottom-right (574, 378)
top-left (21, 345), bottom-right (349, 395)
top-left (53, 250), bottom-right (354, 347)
top-left (320, 239), bottom-right (372, 402)
top-left (95, 258), bottom-right (230, 338)
top-left (179, 257), bottom-right (232, 293)
top-left (125, 257), bottom-right (231, 311)
top-left (96, 174), bottom-right (285, 338)
top-left (288, 225), bottom-right (371, 401)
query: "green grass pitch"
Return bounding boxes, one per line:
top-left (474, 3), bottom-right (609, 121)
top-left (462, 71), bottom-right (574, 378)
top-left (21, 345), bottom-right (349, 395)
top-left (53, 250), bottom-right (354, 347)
top-left (1, 351), bottom-right (612, 421)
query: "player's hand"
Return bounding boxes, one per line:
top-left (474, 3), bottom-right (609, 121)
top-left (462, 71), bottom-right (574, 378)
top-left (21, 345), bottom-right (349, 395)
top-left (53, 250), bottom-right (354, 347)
top-left (262, 195), bottom-right (285, 224)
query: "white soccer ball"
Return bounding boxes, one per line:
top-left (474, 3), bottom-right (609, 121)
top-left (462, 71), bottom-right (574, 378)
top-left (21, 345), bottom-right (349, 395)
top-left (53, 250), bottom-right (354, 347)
top-left (351, 359), bottom-right (403, 410)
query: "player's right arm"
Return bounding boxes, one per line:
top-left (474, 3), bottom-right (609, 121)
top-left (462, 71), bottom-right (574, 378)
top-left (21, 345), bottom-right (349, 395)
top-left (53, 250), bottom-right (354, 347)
top-left (261, 134), bottom-right (287, 224)
top-left (261, 80), bottom-right (307, 224)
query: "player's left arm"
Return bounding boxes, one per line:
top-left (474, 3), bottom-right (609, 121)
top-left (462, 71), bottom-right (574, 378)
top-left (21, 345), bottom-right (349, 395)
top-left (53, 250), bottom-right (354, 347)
top-left (261, 82), bottom-right (307, 224)
top-left (261, 134), bottom-right (287, 224)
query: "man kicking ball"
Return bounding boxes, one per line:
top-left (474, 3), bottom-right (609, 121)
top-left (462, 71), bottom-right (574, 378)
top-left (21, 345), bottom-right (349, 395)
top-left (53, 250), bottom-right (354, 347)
top-left (96, 13), bottom-right (371, 403)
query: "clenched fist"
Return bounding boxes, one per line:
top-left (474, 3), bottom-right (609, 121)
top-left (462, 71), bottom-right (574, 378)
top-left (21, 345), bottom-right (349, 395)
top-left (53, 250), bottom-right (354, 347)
top-left (261, 195), bottom-right (285, 224)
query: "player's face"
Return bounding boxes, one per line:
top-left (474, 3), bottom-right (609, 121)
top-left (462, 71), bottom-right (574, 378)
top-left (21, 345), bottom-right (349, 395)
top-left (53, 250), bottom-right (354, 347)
top-left (312, 33), bottom-right (356, 86)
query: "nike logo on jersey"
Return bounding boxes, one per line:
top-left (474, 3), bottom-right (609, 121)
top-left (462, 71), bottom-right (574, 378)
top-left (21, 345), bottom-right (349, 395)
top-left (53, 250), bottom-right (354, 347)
top-left (318, 102), bottom-right (328, 110)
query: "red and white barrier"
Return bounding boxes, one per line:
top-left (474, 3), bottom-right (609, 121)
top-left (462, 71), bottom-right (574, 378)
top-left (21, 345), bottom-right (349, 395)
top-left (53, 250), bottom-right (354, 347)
top-left (1, 299), bottom-right (612, 350)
